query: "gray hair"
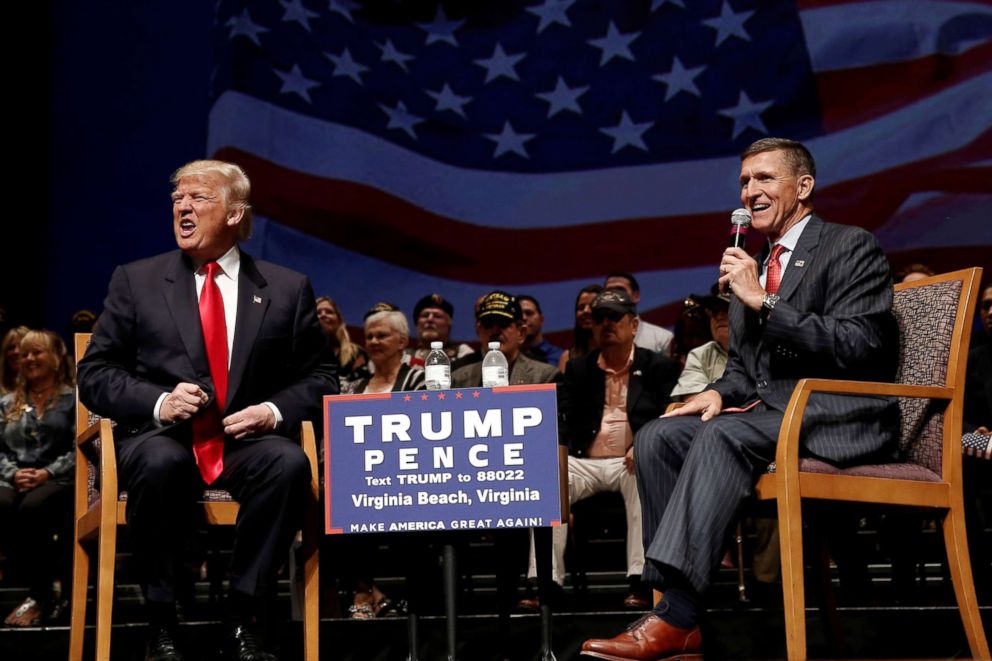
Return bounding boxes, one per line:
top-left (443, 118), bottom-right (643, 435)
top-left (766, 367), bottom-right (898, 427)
top-left (365, 310), bottom-right (409, 340)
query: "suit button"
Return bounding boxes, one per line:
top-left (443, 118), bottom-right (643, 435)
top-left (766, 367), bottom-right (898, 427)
top-left (758, 380), bottom-right (768, 389)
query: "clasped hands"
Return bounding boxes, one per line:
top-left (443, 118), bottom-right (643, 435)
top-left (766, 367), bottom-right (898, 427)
top-left (14, 468), bottom-right (49, 492)
top-left (159, 382), bottom-right (275, 439)
top-left (718, 247), bottom-right (766, 311)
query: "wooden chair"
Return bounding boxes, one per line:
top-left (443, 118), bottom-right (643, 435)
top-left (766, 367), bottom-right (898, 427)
top-left (68, 333), bottom-right (320, 661)
top-left (754, 267), bottom-right (989, 660)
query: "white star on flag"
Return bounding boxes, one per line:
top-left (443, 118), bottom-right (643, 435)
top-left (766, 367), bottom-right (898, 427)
top-left (418, 7), bottom-right (465, 47)
top-left (377, 39), bottom-right (414, 72)
top-left (485, 121), bottom-right (535, 158)
top-left (280, 0), bottom-right (318, 31)
top-left (535, 76), bottom-right (588, 117)
top-left (226, 9), bottom-right (267, 45)
top-left (325, 48), bottom-right (368, 84)
top-left (527, 0), bottom-right (576, 33)
top-left (718, 91), bottom-right (773, 138)
top-left (275, 64), bottom-right (320, 103)
top-left (703, 1), bottom-right (753, 46)
top-left (427, 83), bottom-right (472, 118)
top-left (600, 111), bottom-right (653, 153)
top-left (379, 101), bottom-right (424, 139)
top-left (653, 57), bottom-right (705, 101)
top-left (474, 43), bottom-right (526, 83)
top-left (588, 22), bottom-right (639, 66)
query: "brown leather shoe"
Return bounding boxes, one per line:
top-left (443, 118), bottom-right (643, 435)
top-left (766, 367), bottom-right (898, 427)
top-left (581, 614), bottom-right (702, 660)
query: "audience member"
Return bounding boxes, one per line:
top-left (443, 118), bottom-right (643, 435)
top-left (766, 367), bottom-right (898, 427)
top-left (582, 137), bottom-right (898, 659)
top-left (343, 305), bottom-right (425, 618)
top-left (604, 272), bottom-right (675, 355)
top-left (558, 285), bottom-right (603, 372)
top-left (669, 286), bottom-right (730, 400)
top-left (526, 288), bottom-right (678, 610)
top-left (518, 295), bottom-right (564, 367)
top-left (405, 294), bottom-right (473, 368)
top-left (452, 292), bottom-right (558, 388)
top-left (668, 296), bottom-right (713, 369)
top-left (316, 296), bottom-right (369, 389)
top-left (347, 306), bottom-right (425, 395)
top-left (0, 327), bottom-right (29, 396)
top-left (78, 159), bottom-right (336, 661)
top-left (0, 330), bottom-right (75, 627)
top-left (894, 262), bottom-right (935, 284)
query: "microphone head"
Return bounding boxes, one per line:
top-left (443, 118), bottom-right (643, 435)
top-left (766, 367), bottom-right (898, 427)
top-left (731, 208), bottom-right (751, 227)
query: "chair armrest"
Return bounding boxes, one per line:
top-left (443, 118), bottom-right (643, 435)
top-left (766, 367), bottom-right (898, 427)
top-left (773, 378), bottom-right (951, 483)
top-left (77, 420), bottom-right (102, 447)
top-left (300, 421), bottom-right (319, 499)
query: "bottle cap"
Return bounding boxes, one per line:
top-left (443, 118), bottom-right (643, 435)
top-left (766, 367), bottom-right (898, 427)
top-left (488, 341), bottom-right (501, 350)
top-left (430, 341), bottom-right (443, 349)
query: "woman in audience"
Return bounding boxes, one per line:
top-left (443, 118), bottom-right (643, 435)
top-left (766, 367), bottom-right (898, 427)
top-left (0, 326), bottom-right (29, 396)
top-left (344, 304), bottom-right (425, 618)
top-left (557, 284), bottom-right (603, 372)
top-left (316, 296), bottom-right (368, 389)
top-left (347, 304), bottom-right (424, 395)
top-left (0, 330), bottom-right (75, 626)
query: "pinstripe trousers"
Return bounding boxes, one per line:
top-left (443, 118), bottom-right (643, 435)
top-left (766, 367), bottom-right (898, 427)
top-left (635, 408), bottom-right (782, 593)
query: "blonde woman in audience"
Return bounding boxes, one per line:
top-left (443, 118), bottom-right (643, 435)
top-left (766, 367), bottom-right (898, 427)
top-left (0, 330), bottom-right (75, 626)
top-left (0, 327), bottom-right (29, 396)
top-left (316, 296), bottom-right (368, 388)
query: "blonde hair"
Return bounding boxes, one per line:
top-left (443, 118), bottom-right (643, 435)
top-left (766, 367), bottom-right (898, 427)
top-left (0, 326), bottom-right (29, 394)
top-left (5, 330), bottom-right (75, 422)
top-left (316, 296), bottom-right (361, 368)
top-left (171, 160), bottom-right (253, 240)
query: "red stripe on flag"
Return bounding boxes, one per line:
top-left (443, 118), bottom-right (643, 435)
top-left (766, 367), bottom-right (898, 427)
top-left (815, 42), bottom-right (992, 132)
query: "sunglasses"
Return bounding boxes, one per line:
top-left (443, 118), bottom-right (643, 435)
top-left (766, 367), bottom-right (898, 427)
top-left (592, 309), bottom-right (627, 324)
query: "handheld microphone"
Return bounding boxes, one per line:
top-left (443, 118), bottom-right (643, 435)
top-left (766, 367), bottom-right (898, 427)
top-left (729, 208), bottom-right (751, 249)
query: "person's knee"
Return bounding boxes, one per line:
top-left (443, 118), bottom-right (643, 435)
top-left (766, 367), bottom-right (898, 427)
top-left (129, 442), bottom-right (195, 492)
top-left (264, 441), bottom-right (311, 488)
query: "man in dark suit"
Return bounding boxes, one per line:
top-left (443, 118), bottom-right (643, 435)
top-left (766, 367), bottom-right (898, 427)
top-left (78, 160), bottom-right (336, 661)
top-left (582, 138), bottom-right (897, 660)
top-left (530, 288), bottom-right (679, 609)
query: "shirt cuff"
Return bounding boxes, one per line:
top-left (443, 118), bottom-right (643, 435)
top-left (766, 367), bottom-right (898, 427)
top-left (152, 392), bottom-right (169, 427)
top-left (263, 402), bottom-right (283, 429)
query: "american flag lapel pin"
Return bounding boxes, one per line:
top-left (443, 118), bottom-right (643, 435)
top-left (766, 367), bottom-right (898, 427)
top-left (253, 295), bottom-right (262, 304)
top-left (794, 260), bottom-right (805, 267)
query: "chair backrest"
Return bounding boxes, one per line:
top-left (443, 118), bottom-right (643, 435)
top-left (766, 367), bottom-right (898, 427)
top-left (891, 268), bottom-right (982, 474)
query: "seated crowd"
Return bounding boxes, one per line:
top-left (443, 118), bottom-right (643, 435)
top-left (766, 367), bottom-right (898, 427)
top-left (0, 146), bottom-right (988, 661)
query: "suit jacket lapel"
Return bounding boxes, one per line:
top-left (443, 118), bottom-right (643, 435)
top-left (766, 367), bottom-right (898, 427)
top-left (163, 252), bottom-right (209, 378)
top-left (226, 252), bottom-right (269, 411)
top-left (776, 214), bottom-right (822, 302)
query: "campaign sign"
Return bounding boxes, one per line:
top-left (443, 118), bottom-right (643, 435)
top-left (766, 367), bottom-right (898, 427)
top-left (324, 384), bottom-right (562, 535)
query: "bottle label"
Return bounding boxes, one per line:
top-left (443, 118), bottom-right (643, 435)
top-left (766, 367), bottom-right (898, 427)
top-left (425, 365), bottom-right (450, 390)
top-left (482, 366), bottom-right (508, 388)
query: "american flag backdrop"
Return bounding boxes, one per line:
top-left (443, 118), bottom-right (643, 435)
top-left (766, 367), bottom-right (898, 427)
top-left (207, 0), bottom-right (992, 341)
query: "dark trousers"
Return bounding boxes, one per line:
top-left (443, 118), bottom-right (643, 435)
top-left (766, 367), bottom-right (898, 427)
top-left (634, 409), bottom-right (782, 593)
top-left (117, 432), bottom-right (310, 604)
top-left (0, 481), bottom-right (74, 603)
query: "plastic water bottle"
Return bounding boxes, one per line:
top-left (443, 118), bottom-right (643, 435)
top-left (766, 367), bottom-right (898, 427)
top-left (425, 341), bottom-right (451, 390)
top-left (482, 341), bottom-right (509, 387)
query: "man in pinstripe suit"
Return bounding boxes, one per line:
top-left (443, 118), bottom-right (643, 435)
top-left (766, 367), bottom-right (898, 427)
top-left (582, 138), bottom-right (898, 660)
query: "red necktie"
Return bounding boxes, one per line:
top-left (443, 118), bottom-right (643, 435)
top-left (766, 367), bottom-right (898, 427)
top-left (765, 244), bottom-right (787, 295)
top-left (192, 261), bottom-right (228, 484)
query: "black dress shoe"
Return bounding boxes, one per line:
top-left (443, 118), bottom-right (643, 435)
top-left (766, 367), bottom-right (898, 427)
top-left (146, 627), bottom-right (184, 661)
top-left (224, 624), bottom-right (278, 661)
